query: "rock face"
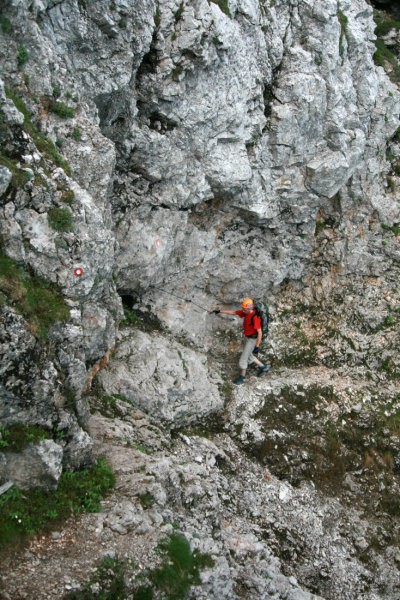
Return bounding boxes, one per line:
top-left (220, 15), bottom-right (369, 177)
top-left (97, 329), bottom-right (223, 426)
top-left (0, 0), bottom-right (400, 597)
top-left (0, 439), bottom-right (63, 491)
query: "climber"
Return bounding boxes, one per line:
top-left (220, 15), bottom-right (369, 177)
top-left (210, 298), bottom-right (269, 385)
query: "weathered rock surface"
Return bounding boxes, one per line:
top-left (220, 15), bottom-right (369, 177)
top-left (2, 401), bottom-right (399, 599)
top-left (0, 0), bottom-right (400, 597)
top-left (0, 439), bottom-right (63, 491)
top-left (97, 328), bottom-right (223, 426)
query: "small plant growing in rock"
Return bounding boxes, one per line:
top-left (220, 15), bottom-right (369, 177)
top-left (373, 10), bottom-right (400, 85)
top-left (148, 533), bottom-right (214, 599)
top-left (48, 206), bottom-right (73, 232)
top-left (338, 10), bottom-right (348, 57)
top-left (50, 101), bottom-right (75, 119)
top-left (175, 1), bottom-right (185, 22)
top-left (0, 15), bottom-right (12, 34)
top-left (120, 307), bottom-right (140, 327)
top-left (172, 65), bottom-right (183, 80)
top-left (17, 44), bottom-right (29, 66)
top-left (0, 253), bottom-right (70, 338)
top-left (70, 126), bottom-right (82, 141)
top-left (61, 189), bottom-right (75, 204)
top-left (0, 424), bottom-right (51, 451)
top-left (64, 533), bottom-right (213, 599)
top-left (52, 84), bottom-right (61, 98)
top-left (138, 492), bottom-right (155, 509)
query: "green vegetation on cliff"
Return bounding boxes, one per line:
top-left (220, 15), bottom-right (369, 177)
top-left (0, 253), bottom-right (70, 338)
top-left (0, 459), bottom-right (115, 551)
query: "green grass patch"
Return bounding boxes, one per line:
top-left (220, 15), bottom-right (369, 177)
top-left (0, 14), bottom-right (12, 34)
top-left (61, 189), bottom-right (75, 205)
top-left (375, 17), bottom-right (400, 37)
top-left (120, 307), bottom-right (141, 327)
top-left (50, 101), bottom-right (75, 119)
top-left (70, 127), bottom-right (82, 141)
top-left (89, 383), bottom-right (133, 419)
top-left (148, 533), bottom-right (214, 600)
top-left (381, 222), bottom-right (400, 236)
top-left (0, 459), bottom-right (115, 551)
top-left (0, 424), bottom-right (51, 451)
top-left (175, 1), bottom-right (185, 22)
top-left (0, 253), bottom-right (70, 339)
top-left (338, 9), bottom-right (349, 57)
top-left (17, 44), bottom-right (29, 66)
top-left (374, 38), bottom-right (400, 83)
top-left (138, 492), bottom-right (155, 509)
top-left (4, 87), bottom-right (71, 175)
top-left (48, 206), bottom-right (73, 232)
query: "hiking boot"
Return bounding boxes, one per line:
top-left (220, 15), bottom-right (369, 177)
top-left (257, 365), bottom-right (269, 377)
top-left (234, 375), bottom-right (246, 385)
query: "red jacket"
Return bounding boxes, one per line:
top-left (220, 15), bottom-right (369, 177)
top-left (235, 310), bottom-right (261, 336)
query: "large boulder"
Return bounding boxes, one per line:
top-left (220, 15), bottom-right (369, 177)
top-left (0, 439), bottom-right (63, 491)
top-left (97, 329), bottom-right (223, 427)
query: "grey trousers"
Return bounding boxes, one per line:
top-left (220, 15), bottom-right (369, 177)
top-left (239, 337), bottom-right (261, 370)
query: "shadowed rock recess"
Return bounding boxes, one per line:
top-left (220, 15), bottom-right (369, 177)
top-left (0, 0), bottom-right (400, 598)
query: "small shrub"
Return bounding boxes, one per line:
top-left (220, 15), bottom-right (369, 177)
top-left (138, 492), bottom-right (155, 509)
top-left (52, 84), bottom-right (61, 98)
top-left (0, 14), bottom-right (12, 34)
top-left (61, 189), bottom-right (75, 205)
top-left (17, 44), bottom-right (29, 66)
top-left (149, 533), bottom-right (214, 600)
top-left (48, 207), bottom-right (73, 232)
top-left (172, 65), bottom-right (183, 80)
top-left (70, 127), bottom-right (81, 141)
top-left (65, 533), bottom-right (213, 600)
top-left (120, 307), bottom-right (140, 327)
top-left (50, 101), bottom-right (75, 119)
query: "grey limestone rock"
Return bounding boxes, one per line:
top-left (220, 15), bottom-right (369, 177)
top-left (0, 0), bottom-right (399, 596)
top-left (0, 439), bottom-right (63, 491)
top-left (97, 329), bottom-right (223, 427)
top-left (0, 167), bottom-right (12, 196)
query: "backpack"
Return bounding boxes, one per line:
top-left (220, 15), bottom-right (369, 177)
top-left (251, 300), bottom-right (269, 335)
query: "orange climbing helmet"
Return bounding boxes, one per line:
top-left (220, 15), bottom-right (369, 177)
top-left (241, 298), bottom-right (254, 309)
